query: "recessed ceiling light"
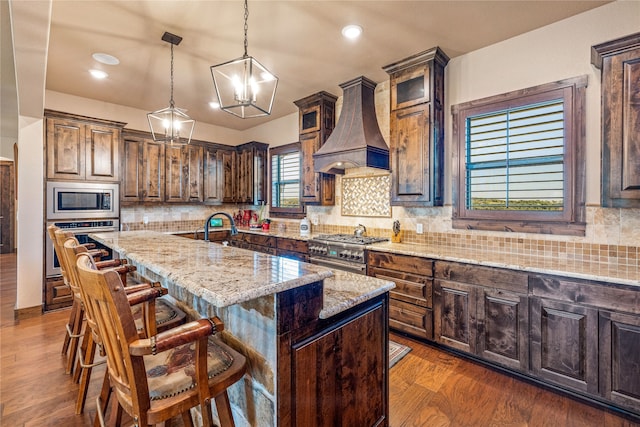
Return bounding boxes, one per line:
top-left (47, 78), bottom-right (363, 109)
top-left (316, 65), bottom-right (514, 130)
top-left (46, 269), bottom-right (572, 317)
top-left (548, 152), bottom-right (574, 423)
top-left (209, 101), bottom-right (220, 109)
top-left (89, 69), bottom-right (108, 79)
top-left (341, 25), bottom-right (362, 39)
top-left (92, 52), bottom-right (120, 65)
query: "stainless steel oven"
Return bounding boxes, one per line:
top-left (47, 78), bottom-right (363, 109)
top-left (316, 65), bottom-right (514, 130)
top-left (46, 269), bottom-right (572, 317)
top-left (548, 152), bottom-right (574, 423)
top-left (45, 219), bottom-right (119, 277)
top-left (46, 181), bottom-right (119, 220)
top-left (308, 234), bottom-right (388, 275)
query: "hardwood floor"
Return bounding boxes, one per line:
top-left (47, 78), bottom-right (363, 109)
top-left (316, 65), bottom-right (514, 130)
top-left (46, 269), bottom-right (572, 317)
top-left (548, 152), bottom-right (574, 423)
top-left (1, 252), bottom-right (638, 426)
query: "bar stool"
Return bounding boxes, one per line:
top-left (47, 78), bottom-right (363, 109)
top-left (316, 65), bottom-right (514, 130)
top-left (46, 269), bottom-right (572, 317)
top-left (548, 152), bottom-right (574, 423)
top-left (75, 251), bottom-right (247, 427)
top-left (60, 235), bottom-right (187, 414)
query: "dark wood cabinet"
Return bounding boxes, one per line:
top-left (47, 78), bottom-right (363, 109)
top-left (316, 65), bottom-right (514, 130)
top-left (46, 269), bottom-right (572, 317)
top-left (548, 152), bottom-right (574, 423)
top-left (203, 146), bottom-right (223, 204)
top-left (433, 260), bottom-right (529, 371)
top-left (165, 144), bottom-right (204, 203)
top-left (592, 33), bottom-right (640, 208)
top-left (230, 232), bottom-right (277, 255)
top-left (222, 142), bottom-right (268, 205)
top-left (286, 293), bottom-right (388, 427)
top-left (383, 47), bottom-right (448, 207)
top-left (530, 297), bottom-right (598, 394)
top-left (599, 310), bottom-right (640, 413)
top-left (44, 276), bottom-right (72, 311)
top-left (294, 91), bottom-right (337, 205)
top-left (368, 251), bottom-right (433, 340)
top-left (46, 110), bottom-right (124, 182)
top-left (121, 130), bottom-right (165, 203)
top-left (276, 237), bottom-right (309, 262)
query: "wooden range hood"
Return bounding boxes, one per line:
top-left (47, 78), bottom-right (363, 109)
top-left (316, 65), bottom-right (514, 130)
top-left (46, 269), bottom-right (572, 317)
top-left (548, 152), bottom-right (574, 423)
top-left (313, 76), bottom-right (389, 175)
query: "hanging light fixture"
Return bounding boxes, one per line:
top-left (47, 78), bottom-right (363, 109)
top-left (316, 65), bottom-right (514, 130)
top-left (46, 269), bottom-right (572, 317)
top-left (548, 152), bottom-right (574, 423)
top-left (210, 0), bottom-right (278, 118)
top-left (147, 32), bottom-right (195, 145)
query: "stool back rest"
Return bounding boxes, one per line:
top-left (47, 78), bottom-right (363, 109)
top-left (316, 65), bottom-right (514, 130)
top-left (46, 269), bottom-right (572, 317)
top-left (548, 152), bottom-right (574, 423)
top-left (48, 225), bottom-right (69, 285)
top-left (76, 255), bottom-right (151, 412)
top-left (63, 240), bottom-right (102, 345)
top-left (55, 230), bottom-right (82, 295)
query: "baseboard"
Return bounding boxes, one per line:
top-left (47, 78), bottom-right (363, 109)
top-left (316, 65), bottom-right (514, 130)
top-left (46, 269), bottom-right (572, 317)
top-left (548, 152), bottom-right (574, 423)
top-left (14, 305), bottom-right (43, 320)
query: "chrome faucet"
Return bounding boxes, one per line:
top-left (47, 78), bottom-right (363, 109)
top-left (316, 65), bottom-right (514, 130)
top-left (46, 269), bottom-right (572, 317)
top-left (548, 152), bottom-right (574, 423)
top-left (204, 212), bottom-right (238, 241)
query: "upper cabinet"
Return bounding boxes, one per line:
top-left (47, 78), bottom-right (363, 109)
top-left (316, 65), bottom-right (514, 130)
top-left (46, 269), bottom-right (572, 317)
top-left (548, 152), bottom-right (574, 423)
top-left (383, 47), bottom-right (449, 206)
top-left (46, 110), bottom-right (125, 182)
top-left (121, 129), bottom-right (227, 205)
top-left (294, 91), bottom-right (338, 205)
top-left (233, 141), bottom-right (268, 205)
top-left (592, 33), bottom-right (640, 208)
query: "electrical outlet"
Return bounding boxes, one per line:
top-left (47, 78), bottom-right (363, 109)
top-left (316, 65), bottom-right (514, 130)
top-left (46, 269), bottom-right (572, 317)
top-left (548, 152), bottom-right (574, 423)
top-left (143, 216), bottom-right (149, 225)
top-left (416, 223), bottom-right (423, 234)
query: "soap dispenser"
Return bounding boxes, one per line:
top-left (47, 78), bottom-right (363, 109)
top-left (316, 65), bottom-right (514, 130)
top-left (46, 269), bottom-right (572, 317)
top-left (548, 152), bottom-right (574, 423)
top-left (300, 217), bottom-right (310, 236)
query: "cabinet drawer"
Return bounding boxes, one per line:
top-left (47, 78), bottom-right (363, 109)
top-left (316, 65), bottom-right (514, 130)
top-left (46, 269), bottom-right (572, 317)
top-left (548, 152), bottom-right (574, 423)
top-left (368, 251), bottom-right (433, 276)
top-left (44, 276), bottom-right (72, 311)
top-left (435, 261), bottom-right (527, 293)
top-left (234, 233), bottom-right (276, 248)
top-left (277, 238), bottom-right (308, 254)
top-left (389, 299), bottom-right (433, 339)
top-left (371, 267), bottom-right (432, 307)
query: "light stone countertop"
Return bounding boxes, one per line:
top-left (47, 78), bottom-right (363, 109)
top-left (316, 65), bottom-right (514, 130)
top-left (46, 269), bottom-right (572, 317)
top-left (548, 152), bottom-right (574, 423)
top-left (90, 230), bottom-right (394, 315)
top-left (369, 241), bottom-right (640, 287)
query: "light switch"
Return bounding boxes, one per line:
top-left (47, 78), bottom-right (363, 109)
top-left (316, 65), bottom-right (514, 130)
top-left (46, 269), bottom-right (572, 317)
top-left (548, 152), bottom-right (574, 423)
top-left (416, 223), bottom-right (423, 234)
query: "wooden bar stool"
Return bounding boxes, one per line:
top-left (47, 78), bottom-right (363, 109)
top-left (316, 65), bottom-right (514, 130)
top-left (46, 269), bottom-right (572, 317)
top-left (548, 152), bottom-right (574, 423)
top-left (75, 252), bottom-right (247, 427)
top-left (61, 236), bottom-right (187, 414)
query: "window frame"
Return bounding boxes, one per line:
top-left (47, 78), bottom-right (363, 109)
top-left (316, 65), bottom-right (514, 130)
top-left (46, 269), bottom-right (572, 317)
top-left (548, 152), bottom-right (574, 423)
top-left (451, 76), bottom-right (587, 236)
top-left (269, 142), bottom-right (305, 218)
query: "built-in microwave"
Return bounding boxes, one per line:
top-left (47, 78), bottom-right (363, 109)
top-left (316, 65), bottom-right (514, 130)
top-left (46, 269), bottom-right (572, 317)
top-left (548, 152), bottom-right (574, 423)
top-left (46, 181), bottom-right (120, 220)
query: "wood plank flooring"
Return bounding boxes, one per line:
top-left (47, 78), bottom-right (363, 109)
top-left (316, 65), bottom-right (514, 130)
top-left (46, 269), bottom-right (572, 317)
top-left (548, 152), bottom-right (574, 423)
top-left (1, 252), bottom-right (639, 426)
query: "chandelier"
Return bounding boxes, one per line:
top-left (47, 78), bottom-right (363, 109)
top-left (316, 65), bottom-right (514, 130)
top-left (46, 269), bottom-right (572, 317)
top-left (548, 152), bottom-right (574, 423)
top-left (147, 32), bottom-right (195, 145)
top-left (210, 0), bottom-right (278, 118)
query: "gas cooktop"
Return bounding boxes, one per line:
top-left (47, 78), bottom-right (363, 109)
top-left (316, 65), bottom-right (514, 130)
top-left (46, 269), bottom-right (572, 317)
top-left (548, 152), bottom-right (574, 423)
top-left (312, 234), bottom-right (389, 245)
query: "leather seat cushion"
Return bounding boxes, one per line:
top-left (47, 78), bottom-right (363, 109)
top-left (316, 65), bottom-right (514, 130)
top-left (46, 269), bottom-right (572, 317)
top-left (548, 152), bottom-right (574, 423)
top-left (144, 336), bottom-right (235, 401)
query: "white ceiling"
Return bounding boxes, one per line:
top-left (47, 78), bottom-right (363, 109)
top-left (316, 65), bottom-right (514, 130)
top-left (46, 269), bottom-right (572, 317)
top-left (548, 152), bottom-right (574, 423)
top-left (43, 1), bottom-right (610, 131)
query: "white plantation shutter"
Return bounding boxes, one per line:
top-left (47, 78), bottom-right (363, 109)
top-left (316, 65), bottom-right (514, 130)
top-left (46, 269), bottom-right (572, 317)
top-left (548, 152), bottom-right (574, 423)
top-left (271, 150), bottom-right (301, 208)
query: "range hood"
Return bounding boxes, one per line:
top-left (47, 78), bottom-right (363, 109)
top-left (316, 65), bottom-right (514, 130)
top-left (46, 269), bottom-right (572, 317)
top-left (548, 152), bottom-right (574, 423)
top-left (313, 76), bottom-right (389, 174)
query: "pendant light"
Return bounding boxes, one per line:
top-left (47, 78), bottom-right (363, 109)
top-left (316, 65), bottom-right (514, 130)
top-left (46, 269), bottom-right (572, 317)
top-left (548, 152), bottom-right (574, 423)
top-left (210, 0), bottom-right (278, 118)
top-left (147, 32), bottom-right (195, 145)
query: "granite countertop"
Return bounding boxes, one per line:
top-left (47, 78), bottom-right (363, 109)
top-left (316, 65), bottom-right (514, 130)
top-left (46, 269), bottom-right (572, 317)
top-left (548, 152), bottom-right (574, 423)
top-left (90, 230), bottom-right (394, 315)
top-left (176, 227), bottom-right (313, 241)
top-left (369, 241), bottom-right (640, 287)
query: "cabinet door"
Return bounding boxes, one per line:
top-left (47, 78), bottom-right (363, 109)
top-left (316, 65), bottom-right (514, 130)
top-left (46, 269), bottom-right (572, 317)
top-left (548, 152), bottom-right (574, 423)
top-left (253, 146), bottom-right (267, 204)
top-left (477, 288), bottom-right (529, 372)
top-left (434, 279), bottom-right (477, 354)
top-left (530, 297), bottom-right (598, 395)
top-left (46, 118), bottom-right (86, 180)
top-left (390, 104), bottom-right (432, 205)
top-left (291, 303), bottom-right (387, 427)
top-left (121, 137), bottom-right (141, 202)
top-left (599, 310), bottom-right (640, 412)
top-left (221, 150), bottom-right (236, 203)
top-left (141, 140), bottom-right (165, 203)
top-left (185, 145), bottom-right (203, 202)
top-left (236, 148), bottom-right (253, 203)
top-left (165, 145), bottom-right (185, 203)
top-left (595, 39), bottom-right (640, 208)
top-left (203, 147), bottom-right (223, 204)
top-left (85, 123), bottom-right (120, 181)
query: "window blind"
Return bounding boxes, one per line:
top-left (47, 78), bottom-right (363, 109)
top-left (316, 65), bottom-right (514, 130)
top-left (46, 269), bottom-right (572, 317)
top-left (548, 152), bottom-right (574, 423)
top-left (465, 99), bottom-right (564, 211)
top-left (271, 151), bottom-right (301, 207)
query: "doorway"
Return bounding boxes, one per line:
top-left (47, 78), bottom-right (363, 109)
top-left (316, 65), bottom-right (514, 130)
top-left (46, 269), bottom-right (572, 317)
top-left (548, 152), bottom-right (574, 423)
top-left (0, 160), bottom-right (15, 253)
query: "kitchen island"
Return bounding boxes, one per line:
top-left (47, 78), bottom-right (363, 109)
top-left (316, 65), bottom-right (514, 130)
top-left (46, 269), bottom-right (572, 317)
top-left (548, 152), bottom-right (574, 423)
top-left (89, 230), bottom-right (394, 427)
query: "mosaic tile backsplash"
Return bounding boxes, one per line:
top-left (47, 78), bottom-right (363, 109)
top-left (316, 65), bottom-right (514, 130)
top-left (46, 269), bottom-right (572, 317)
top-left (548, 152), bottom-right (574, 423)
top-left (341, 174), bottom-right (391, 217)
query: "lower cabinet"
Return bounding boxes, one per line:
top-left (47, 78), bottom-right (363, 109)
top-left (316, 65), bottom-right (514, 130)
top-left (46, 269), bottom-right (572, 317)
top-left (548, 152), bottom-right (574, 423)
top-left (289, 297), bottom-right (388, 427)
top-left (368, 251), bottom-right (434, 340)
top-left (529, 297), bottom-right (598, 395)
top-left (433, 261), bottom-right (529, 372)
top-left (276, 237), bottom-right (309, 262)
top-left (44, 276), bottom-right (72, 311)
top-left (230, 232), bottom-right (277, 255)
top-left (599, 310), bottom-right (640, 413)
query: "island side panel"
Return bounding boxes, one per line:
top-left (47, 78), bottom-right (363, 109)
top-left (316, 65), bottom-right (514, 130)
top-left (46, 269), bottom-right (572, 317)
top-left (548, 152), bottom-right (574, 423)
top-left (277, 288), bottom-right (390, 427)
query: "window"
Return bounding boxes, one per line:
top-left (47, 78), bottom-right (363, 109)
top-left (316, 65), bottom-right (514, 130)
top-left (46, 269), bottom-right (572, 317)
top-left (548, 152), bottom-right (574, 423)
top-left (269, 142), bottom-right (304, 217)
top-left (452, 76), bottom-right (587, 236)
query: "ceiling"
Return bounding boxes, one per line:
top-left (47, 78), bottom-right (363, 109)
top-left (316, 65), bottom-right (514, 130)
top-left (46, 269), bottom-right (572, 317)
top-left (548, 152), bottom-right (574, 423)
top-left (44, 0), bottom-right (611, 131)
